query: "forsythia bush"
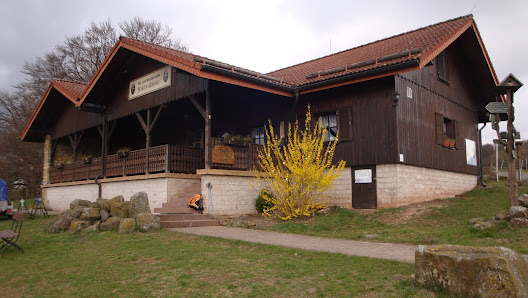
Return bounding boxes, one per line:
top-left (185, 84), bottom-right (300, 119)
top-left (253, 107), bottom-right (345, 220)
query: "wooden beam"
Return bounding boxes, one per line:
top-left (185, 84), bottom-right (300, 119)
top-left (135, 112), bottom-right (148, 132)
top-left (189, 96), bottom-right (206, 119)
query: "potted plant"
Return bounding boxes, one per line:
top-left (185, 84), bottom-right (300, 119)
top-left (117, 147), bottom-right (131, 158)
top-left (443, 137), bottom-right (450, 147)
top-left (223, 134), bottom-right (251, 146)
top-left (449, 138), bottom-right (456, 148)
top-left (81, 155), bottom-right (93, 164)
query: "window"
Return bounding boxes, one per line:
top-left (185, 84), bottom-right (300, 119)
top-left (318, 113), bottom-right (337, 142)
top-left (435, 113), bottom-right (457, 148)
top-left (436, 51), bottom-right (450, 83)
top-left (251, 126), bottom-right (265, 145)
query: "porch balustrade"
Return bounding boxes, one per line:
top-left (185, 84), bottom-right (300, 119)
top-left (49, 142), bottom-right (263, 184)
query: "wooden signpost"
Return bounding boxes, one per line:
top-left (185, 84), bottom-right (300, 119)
top-left (492, 74), bottom-right (523, 207)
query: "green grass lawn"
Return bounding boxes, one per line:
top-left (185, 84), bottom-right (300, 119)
top-left (265, 180), bottom-right (528, 254)
top-left (0, 216), bottom-right (434, 297)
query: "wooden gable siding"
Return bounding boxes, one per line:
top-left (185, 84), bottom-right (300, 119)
top-left (395, 43), bottom-right (480, 175)
top-left (298, 77), bottom-right (398, 167)
top-left (50, 53), bottom-right (208, 140)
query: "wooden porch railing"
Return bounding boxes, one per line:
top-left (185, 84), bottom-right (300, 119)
top-left (49, 142), bottom-right (263, 184)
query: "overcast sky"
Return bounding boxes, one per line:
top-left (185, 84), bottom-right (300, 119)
top-left (1, 0), bottom-right (526, 144)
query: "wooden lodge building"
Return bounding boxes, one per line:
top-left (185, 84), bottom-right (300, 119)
top-left (22, 15), bottom-right (499, 215)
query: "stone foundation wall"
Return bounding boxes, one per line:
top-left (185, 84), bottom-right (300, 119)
top-left (198, 169), bottom-right (259, 217)
top-left (323, 167), bottom-right (352, 208)
top-left (43, 174), bottom-right (200, 211)
top-left (376, 164), bottom-right (477, 208)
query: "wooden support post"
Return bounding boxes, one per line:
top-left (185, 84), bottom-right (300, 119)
top-left (136, 106), bottom-right (163, 174)
top-left (248, 144), bottom-right (253, 171)
top-left (205, 88), bottom-right (211, 169)
top-left (165, 145), bottom-right (170, 173)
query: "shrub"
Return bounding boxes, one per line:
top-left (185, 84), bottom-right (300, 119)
top-left (252, 106), bottom-right (345, 220)
top-left (255, 190), bottom-right (274, 213)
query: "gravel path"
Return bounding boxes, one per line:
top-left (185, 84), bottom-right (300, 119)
top-left (169, 226), bottom-right (416, 263)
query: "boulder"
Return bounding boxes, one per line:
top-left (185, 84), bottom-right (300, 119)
top-left (59, 215), bottom-right (74, 230)
top-left (135, 213), bottom-right (161, 232)
top-left (114, 201), bottom-right (131, 218)
top-left (511, 218), bottom-right (528, 229)
top-left (118, 218), bottom-right (136, 233)
top-left (495, 210), bottom-right (508, 221)
top-left (100, 209), bottom-right (110, 222)
top-left (69, 220), bottom-right (91, 232)
top-left (100, 217), bottom-right (122, 231)
top-left (72, 206), bottom-right (85, 218)
top-left (508, 206), bottom-right (527, 219)
top-left (70, 199), bottom-right (92, 210)
top-left (48, 219), bottom-right (63, 233)
top-left (82, 207), bottom-right (101, 222)
top-left (130, 192), bottom-right (151, 218)
top-left (473, 220), bottom-right (498, 230)
top-left (468, 218), bottom-right (484, 224)
top-left (84, 221), bottom-right (101, 232)
top-left (415, 245), bottom-right (528, 297)
top-left (519, 194), bottom-right (528, 208)
top-left (109, 195), bottom-right (125, 217)
top-left (96, 198), bottom-right (112, 212)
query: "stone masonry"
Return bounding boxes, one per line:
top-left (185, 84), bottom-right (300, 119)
top-left (376, 164), bottom-right (477, 208)
top-left (43, 174), bottom-right (200, 212)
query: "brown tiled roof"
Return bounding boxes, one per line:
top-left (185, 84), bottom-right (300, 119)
top-left (267, 15), bottom-right (474, 86)
top-left (21, 80), bottom-right (88, 141)
top-left (53, 80), bottom-right (88, 101)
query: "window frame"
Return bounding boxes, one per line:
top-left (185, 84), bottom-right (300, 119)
top-left (317, 112), bottom-right (337, 142)
top-left (251, 126), bottom-right (265, 145)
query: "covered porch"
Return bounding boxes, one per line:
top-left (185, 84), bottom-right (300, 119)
top-left (49, 140), bottom-right (262, 184)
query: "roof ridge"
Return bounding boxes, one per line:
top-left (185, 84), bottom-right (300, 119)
top-left (119, 36), bottom-right (190, 55)
top-left (267, 14), bottom-right (473, 75)
top-left (53, 79), bottom-right (89, 86)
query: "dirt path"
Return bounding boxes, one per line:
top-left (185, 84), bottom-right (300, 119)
top-left (169, 226), bottom-right (417, 263)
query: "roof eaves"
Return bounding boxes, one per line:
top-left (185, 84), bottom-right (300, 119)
top-left (418, 16), bottom-right (474, 69)
top-left (469, 19), bottom-right (499, 86)
top-left (77, 38), bottom-right (123, 107)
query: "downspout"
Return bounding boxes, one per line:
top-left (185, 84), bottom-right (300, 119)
top-left (478, 123), bottom-right (487, 187)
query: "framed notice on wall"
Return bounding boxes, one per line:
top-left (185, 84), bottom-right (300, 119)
top-left (466, 139), bottom-right (477, 166)
top-left (354, 169), bottom-right (372, 183)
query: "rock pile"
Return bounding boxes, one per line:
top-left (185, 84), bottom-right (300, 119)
top-left (470, 193), bottom-right (528, 229)
top-left (49, 192), bottom-right (161, 233)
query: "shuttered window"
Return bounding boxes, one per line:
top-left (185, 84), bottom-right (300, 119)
top-left (337, 107), bottom-right (352, 141)
top-left (437, 51), bottom-right (450, 83)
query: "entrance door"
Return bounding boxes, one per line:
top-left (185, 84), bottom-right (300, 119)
top-left (352, 166), bottom-right (377, 209)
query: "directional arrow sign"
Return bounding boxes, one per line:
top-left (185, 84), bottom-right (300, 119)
top-left (485, 102), bottom-right (508, 114)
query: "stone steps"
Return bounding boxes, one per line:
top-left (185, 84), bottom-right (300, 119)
top-left (161, 219), bottom-right (220, 228)
top-left (156, 182), bottom-right (219, 228)
top-left (154, 207), bottom-right (194, 214)
top-left (157, 214), bottom-right (212, 221)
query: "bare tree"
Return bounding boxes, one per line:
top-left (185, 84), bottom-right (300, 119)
top-left (0, 17), bottom-right (189, 198)
top-left (119, 17), bottom-right (188, 51)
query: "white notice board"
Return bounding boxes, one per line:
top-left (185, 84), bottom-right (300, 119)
top-left (354, 169), bottom-right (372, 184)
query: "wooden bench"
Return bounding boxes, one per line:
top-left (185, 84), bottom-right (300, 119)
top-left (0, 212), bottom-right (24, 256)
